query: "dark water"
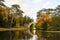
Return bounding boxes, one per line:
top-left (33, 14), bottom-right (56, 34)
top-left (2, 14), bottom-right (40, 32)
top-left (0, 30), bottom-right (60, 40)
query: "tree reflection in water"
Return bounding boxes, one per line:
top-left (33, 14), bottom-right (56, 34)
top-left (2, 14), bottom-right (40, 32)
top-left (29, 35), bottom-right (38, 40)
top-left (29, 27), bottom-right (38, 40)
top-left (0, 30), bottom-right (60, 40)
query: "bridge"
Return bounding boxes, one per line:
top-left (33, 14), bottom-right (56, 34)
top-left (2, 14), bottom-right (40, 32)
top-left (0, 22), bottom-right (60, 36)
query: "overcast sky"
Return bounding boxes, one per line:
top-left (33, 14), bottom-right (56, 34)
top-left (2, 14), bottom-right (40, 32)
top-left (4, 0), bottom-right (60, 22)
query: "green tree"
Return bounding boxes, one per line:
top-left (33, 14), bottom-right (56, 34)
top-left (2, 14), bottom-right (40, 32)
top-left (23, 16), bottom-right (33, 25)
top-left (11, 4), bottom-right (23, 17)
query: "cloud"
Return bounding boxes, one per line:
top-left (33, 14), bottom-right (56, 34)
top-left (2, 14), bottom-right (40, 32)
top-left (44, 2), bottom-right (50, 6)
top-left (43, 1), bottom-right (57, 8)
top-left (43, 2), bottom-right (51, 8)
top-left (32, 0), bottom-right (43, 4)
top-left (4, 0), bottom-right (19, 7)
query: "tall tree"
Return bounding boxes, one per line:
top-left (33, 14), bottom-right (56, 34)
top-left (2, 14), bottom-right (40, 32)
top-left (11, 4), bottom-right (23, 17)
top-left (19, 16), bottom-right (33, 26)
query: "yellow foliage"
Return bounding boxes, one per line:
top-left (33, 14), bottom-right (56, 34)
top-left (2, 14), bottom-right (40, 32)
top-left (37, 13), bottom-right (52, 27)
top-left (0, 7), bottom-right (9, 22)
top-left (37, 13), bottom-right (52, 22)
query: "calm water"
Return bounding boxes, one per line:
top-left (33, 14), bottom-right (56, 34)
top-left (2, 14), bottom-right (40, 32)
top-left (0, 30), bottom-right (60, 40)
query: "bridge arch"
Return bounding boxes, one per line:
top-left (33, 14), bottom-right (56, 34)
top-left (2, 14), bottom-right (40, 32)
top-left (27, 22), bottom-right (36, 36)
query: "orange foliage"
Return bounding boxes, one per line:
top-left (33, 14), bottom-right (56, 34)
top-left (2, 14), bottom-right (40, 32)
top-left (37, 13), bottom-right (52, 25)
top-left (0, 7), bottom-right (10, 10)
top-left (40, 14), bottom-right (49, 17)
top-left (0, 7), bottom-right (10, 21)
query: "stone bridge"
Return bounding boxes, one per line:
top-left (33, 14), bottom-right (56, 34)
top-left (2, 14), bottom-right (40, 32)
top-left (0, 22), bottom-right (60, 36)
top-left (27, 22), bottom-right (35, 36)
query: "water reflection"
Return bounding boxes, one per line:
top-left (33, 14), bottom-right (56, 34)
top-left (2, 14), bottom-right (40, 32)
top-left (0, 30), bottom-right (60, 40)
top-left (29, 35), bottom-right (38, 40)
top-left (29, 27), bottom-right (38, 40)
